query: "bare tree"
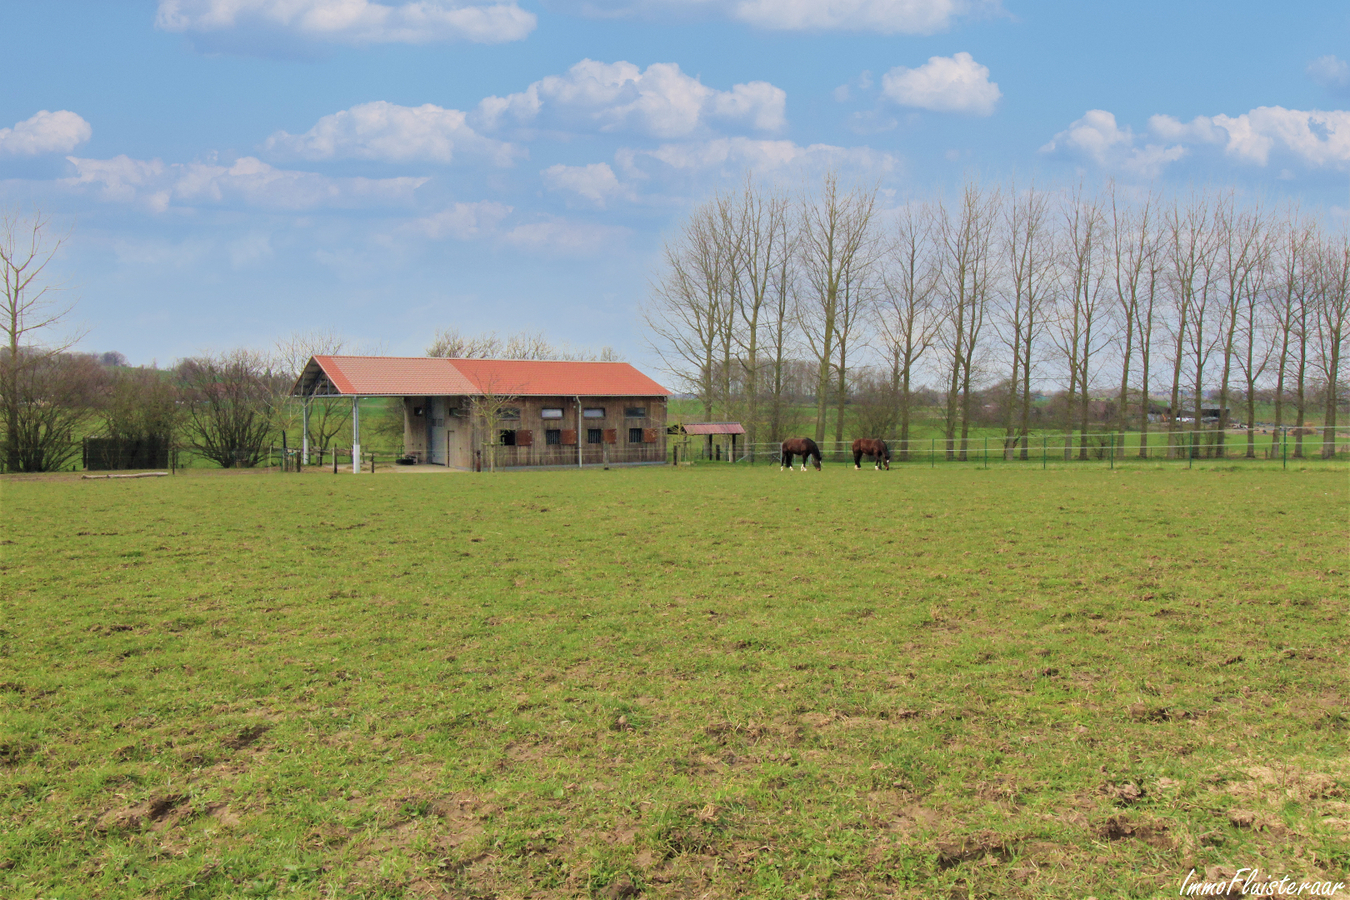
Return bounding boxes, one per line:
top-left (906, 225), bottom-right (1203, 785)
top-left (878, 201), bottom-right (942, 458)
top-left (644, 199), bottom-right (730, 421)
top-left (762, 192), bottom-right (800, 444)
top-left (1182, 192), bottom-right (1225, 454)
top-left (101, 365), bottom-right (179, 448)
top-left (1269, 211), bottom-right (1317, 458)
top-left (717, 178), bottom-right (793, 443)
top-left (1314, 227), bottom-right (1350, 458)
top-left (1231, 217), bottom-right (1275, 458)
top-left (999, 181), bottom-right (1051, 459)
top-left (3, 351), bottom-right (103, 472)
top-left (1160, 194), bottom-right (1216, 456)
top-left (276, 328), bottom-right (352, 459)
top-left (1, 207), bottom-right (83, 471)
top-left (427, 327), bottom-right (507, 359)
top-left (427, 327), bottom-right (619, 362)
top-left (1213, 199), bottom-right (1269, 457)
top-left (936, 181), bottom-right (999, 460)
top-left (1051, 185), bottom-right (1112, 459)
top-left (798, 173), bottom-right (880, 444)
top-left (177, 350), bottom-right (286, 468)
top-left (1109, 185), bottom-right (1153, 439)
top-left (469, 378), bottom-right (519, 473)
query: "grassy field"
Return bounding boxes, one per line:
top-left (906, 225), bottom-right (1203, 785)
top-left (2, 461), bottom-right (1347, 899)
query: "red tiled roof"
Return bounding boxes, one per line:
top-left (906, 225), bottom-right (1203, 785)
top-left (681, 422), bottom-right (746, 435)
top-left (301, 356), bottom-right (477, 397)
top-left (293, 355), bottom-right (670, 398)
top-left (449, 358), bottom-right (670, 397)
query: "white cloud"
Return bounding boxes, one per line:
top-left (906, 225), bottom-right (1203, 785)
top-left (500, 218), bottom-right (629, 256)
top-left (1046, 106), bottom-right (1350, 177)
top-left (1307, 55), bottom-right (1350, 94)
top-left (155, 0), bottom-right (535, 45)
top-left (229, 232), bottom-right (275, 268)
top-left (62, 155), bottom-right (427, 212)
top-left (730, 0), bottom-right (980, 34)
top-left (1040, 110), bottom-right (1187, 178)
top-left (618, 136), bottom-right (900, 184)
top-left (560, 0), bottom-right (993, 35)
top-left (408, 201), bottom-right (627, 255)
top-left (1172, 107), bottom-right (1350, 168)
top-left (264, 101), bottom-right (523, 165)
top-left (0, 110), bottom-right (92, 156)
top-left (541, 163), bottom-right (630, 207)
top-left (411, 201), bottom-right (513, 239)
top-left (880, 52), bottom-right (1000, 116)
top-left (474, 59), bottom-right (786, 139)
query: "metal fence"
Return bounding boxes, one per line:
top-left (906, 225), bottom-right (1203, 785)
top-left (485, 443), bottom-right (666, 469)
top-left (724, 428), bottom-right (1350, 467)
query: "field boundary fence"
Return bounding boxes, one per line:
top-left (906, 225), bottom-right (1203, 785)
top-left (722, 428), bottom-right (1350, 468)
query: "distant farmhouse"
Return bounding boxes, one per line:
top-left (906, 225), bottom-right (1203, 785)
top-left (293, 356), bottom-right (670, 470)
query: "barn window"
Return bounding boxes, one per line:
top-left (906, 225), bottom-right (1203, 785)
top-left (499, 407), bottom-right (521, 420)
top-left (587, 428), bottom-right (602, 444)
top-left (546, 429), bottom-right (561, 446)
top-left (625, 407), bottom-right (647, 418)
top-left (583, 407), bottom-right (605, 419)
top-left (413, 405), bottom-right (425, 417)
top-left (629, 428), bottom-right (644, 444)
top-left (541, 407), bottom-right (564, 419)
top-left (499, 430), bottom-right (517, 446)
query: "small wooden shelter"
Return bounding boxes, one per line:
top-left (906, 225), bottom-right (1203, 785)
top-left (676, 422), bottom-right (746, 462)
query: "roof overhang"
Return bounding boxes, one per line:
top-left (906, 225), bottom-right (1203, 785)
top-left (291, 355), bottom-right (672, 399)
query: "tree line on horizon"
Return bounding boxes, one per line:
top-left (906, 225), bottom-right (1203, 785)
top-left (643, 174), bottom-right (1349, 460)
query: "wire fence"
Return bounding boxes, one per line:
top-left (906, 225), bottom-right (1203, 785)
top-left (4, 428), bottom-right (1347, 474)
top-left (717, 428), bottom-right (1350, 468)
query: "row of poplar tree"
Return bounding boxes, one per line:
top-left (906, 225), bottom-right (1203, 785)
top-left (643, 174), bottom-right (1349, 459)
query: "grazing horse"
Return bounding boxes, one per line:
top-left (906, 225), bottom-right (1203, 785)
top-left (781, 437), bottom-right (823, 472)
top-left (852, 438), bottom-right (891, 470)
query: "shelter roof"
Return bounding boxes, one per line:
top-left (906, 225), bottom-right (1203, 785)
top-left (292, 355), bottom-right (670, 398)
top-left (679, 422), bottom-right (746, 435)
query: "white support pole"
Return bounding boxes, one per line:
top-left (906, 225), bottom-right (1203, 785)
top-left (302, 399), bottom-right (310, 465)
top-left (352, 397), bottom-right (361, 474)
top-left (576, 396), bottom-right (583, 468)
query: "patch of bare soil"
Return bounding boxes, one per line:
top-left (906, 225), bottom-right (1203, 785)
top-left (1127, 701), bottom-right (1189, 722)
top-left (1211, 758), bottom-right (1347, 840)
top-left (935, 831), bottom-right (1018, 869)
top-left (1095, 814), bottom-right (1174, 849)
top-left (223, 723), bottom-right (271, 750)
top-left (95, 793), bottom-right (187, 832)
top-left (1100, 780), bottom-right (1146, 806)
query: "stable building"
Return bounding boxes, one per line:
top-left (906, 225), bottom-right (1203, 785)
top-left (292, 355), bottom-right (671, 470)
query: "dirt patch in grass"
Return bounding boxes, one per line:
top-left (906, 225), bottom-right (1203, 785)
top-left (96, 793), bottom-right (188, 832)
top-left (222, 723), bottom-right (271, 750)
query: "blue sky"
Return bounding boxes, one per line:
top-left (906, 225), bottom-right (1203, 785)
top-left (2, 0), bottom-right (1347, 370)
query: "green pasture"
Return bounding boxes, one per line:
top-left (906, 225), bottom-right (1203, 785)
top-left (1, 462), bottom-right (1347, 899)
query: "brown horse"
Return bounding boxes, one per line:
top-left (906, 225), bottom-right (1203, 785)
top-left (780, 437), bottom-right (822, 471)
top-left (852, 438), bottom-right (890, 470)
